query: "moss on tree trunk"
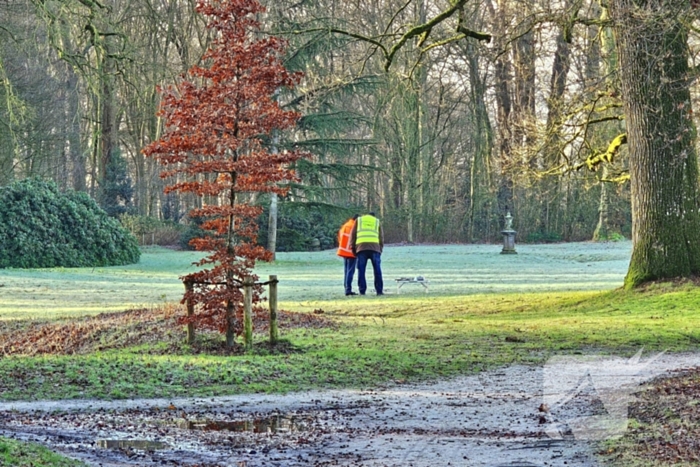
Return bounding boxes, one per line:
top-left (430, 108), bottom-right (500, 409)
top-left (611, 0), bottom-right (700, 288)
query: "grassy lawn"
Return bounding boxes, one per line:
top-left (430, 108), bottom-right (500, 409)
top-left (4, 284), bottom-right (699, 400)
top-left (0, 247), bottom-right (204, 318)
top-left (3, 242), bottom-right (700, 466)
top-left (2, 241), bottom-right (699, 402)
top-left (0, 438), bottom-right (85, 467)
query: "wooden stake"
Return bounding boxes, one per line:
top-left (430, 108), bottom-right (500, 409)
top-left (243, 276), bottom-right (254, 350)
top-left (184, 280), bottom-right (195, 344)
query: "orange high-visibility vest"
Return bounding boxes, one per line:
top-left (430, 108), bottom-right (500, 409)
top-left (337, 219), bottom-right (356, 258)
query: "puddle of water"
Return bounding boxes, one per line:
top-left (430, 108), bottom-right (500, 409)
top-left (96, 439), bottom-right (169, 450)
top-left (177, 414), bottom-right (311, 433)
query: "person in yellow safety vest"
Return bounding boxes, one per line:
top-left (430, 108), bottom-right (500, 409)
top-left (350, 212), bottom-right (384, 295)
top-left (337, 214), bottom-right (359, 296)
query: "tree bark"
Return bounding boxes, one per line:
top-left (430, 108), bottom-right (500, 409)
top-left (465, 39), bottom-right (494, 242)
top-left (592, 166), bottom-right (611, 241)
top-left (592, 2), bottom-right (617, 242)
top-left (267, 129), bottom-right (279, 259)
top-left (540, 0), bottom-right (576, 235)
top-left (267, 192), bottom-right (278, 259)
top-left (66, 69), bottom-right (86, 192)
top-left (489, 0), bottom-right (514, 218)
top-left (611, 0), bottom-right (700, 287)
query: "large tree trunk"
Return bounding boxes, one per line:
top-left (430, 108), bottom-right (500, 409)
top-left (611, 0), bottom-right (700, 288)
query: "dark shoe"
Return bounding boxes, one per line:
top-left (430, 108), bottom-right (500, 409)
top-left (345, 292), bottom-right (357, 296)
top-left (376, 292), bottom-right (384, 296)
top-left (359, 292), bottom-right (366, 296)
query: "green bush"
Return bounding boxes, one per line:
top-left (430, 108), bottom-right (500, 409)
top-left (593, 231), bottom-right (627, 242)
top-left (178, 202), bottom-right (357, 252)
top-left (525, 230), bottom-right (564, 244)
top-left (257, 201), bottom-right (356, 252)
top-left (276, 227), bottom-right (310, 251)
top-left (0, 178), bottom-right (140, 268)
top-left (179, 215), bottom-right (208, 250)
top-left (120, 214), bottom-right (184, 246)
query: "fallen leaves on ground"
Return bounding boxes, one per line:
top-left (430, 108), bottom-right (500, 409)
top-left (0, 306), bottom-right (336, 357)
top-left (605, 367), bottom-right (700, 465)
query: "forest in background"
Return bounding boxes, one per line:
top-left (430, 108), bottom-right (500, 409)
top-left (0, 0), bottom-right (646, 247)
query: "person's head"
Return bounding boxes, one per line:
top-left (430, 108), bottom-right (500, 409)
top-left (369, 211), bottom-right (376, 217)
top-left (352, 214), bottom-right (359, 220)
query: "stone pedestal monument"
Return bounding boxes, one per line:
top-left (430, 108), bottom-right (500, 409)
top-left (500, 211), bottom-right (517, 254)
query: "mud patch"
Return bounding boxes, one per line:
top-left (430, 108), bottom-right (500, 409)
top-left (177, 414), bottom-right (313, 433)
top-left (96, 439), bottom-right (169, 450)
top-left (2, 353), bottom-right (700, 466)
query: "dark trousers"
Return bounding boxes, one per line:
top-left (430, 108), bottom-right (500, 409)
top-left (356, 250), bottom-right (383, 295)
top-left (344, 257), bottom-right (357, 294)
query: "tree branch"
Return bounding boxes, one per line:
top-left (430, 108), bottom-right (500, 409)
top-left (384, 0), bottom-right (468, 71)
top-left (287, 27), bottom-right (389, 57)
top-left (579, 133), bottom-right (627, 171)
top-left (582, 115), bottom-right (624, 126)
top-left (76, 0), bottom-right (106, 9)
top-left (456, 25), bottom-right (492, 42)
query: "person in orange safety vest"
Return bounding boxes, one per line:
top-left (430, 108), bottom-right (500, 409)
top-left (337, 214), bottom-right (359, 296)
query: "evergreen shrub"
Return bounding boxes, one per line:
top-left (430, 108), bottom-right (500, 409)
top-left (179, 202), bottom-right (356, 252)
top-left (0, 178), bottom-right (140, 268)
top-left (120, 214), bottom-right (184, 246)
top-left (179, 215), bottom-right (209, 250)
top-left (525, 230), bottom-right (564, 244)
top-left (258, 201), bottom-right (355, 252)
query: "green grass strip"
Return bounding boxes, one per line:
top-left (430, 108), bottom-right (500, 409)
top-left (0, 437), bottom-right (85, 467)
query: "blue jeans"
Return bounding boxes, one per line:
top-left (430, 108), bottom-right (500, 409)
top-left (356, 250), bottom-right (383, 295)
top-left (344, 257), bottom-right (357, 294)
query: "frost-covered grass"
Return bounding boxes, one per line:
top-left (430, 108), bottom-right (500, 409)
top-left (0, 242), bottom-right (632, 319)
top-left (269, 241), bottom-right (631, 300)
top-left (0, 247), bottom-right (202, 319)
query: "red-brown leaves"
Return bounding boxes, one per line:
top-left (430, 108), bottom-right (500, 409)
top-left (142, 0), bottom-right (308, 340)
top-left (0, 307), bottom-right (335, 356)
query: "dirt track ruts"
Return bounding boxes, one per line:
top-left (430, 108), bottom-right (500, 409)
top-left (2, 352), bottom-right (699, 467)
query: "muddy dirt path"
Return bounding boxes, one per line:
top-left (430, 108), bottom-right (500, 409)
top-left (2, 353), bottom-right (699, 467)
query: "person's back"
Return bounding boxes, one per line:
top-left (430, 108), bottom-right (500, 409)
top-left (338, 216), bottom-right (358, 295)
top-left (351, 213), bottom-right (384, 295)
top-left (337, 218), bottom-right (356, 259)
top-left (354, 214), bottom-right (382, 254)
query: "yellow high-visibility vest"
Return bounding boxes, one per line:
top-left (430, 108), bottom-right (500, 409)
top-left (356, 216), bottom-right (380, 244)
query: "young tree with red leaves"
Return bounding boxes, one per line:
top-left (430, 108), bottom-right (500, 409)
top-left (143, 0), bottom-right (306, 347)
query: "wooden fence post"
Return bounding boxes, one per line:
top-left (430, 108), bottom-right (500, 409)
top-left (243, 276), bottom-right (254, 350)
top-left (184, 280), bottom-right (195, 344)
top-left (269, 275), bottom-right (279, 344)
